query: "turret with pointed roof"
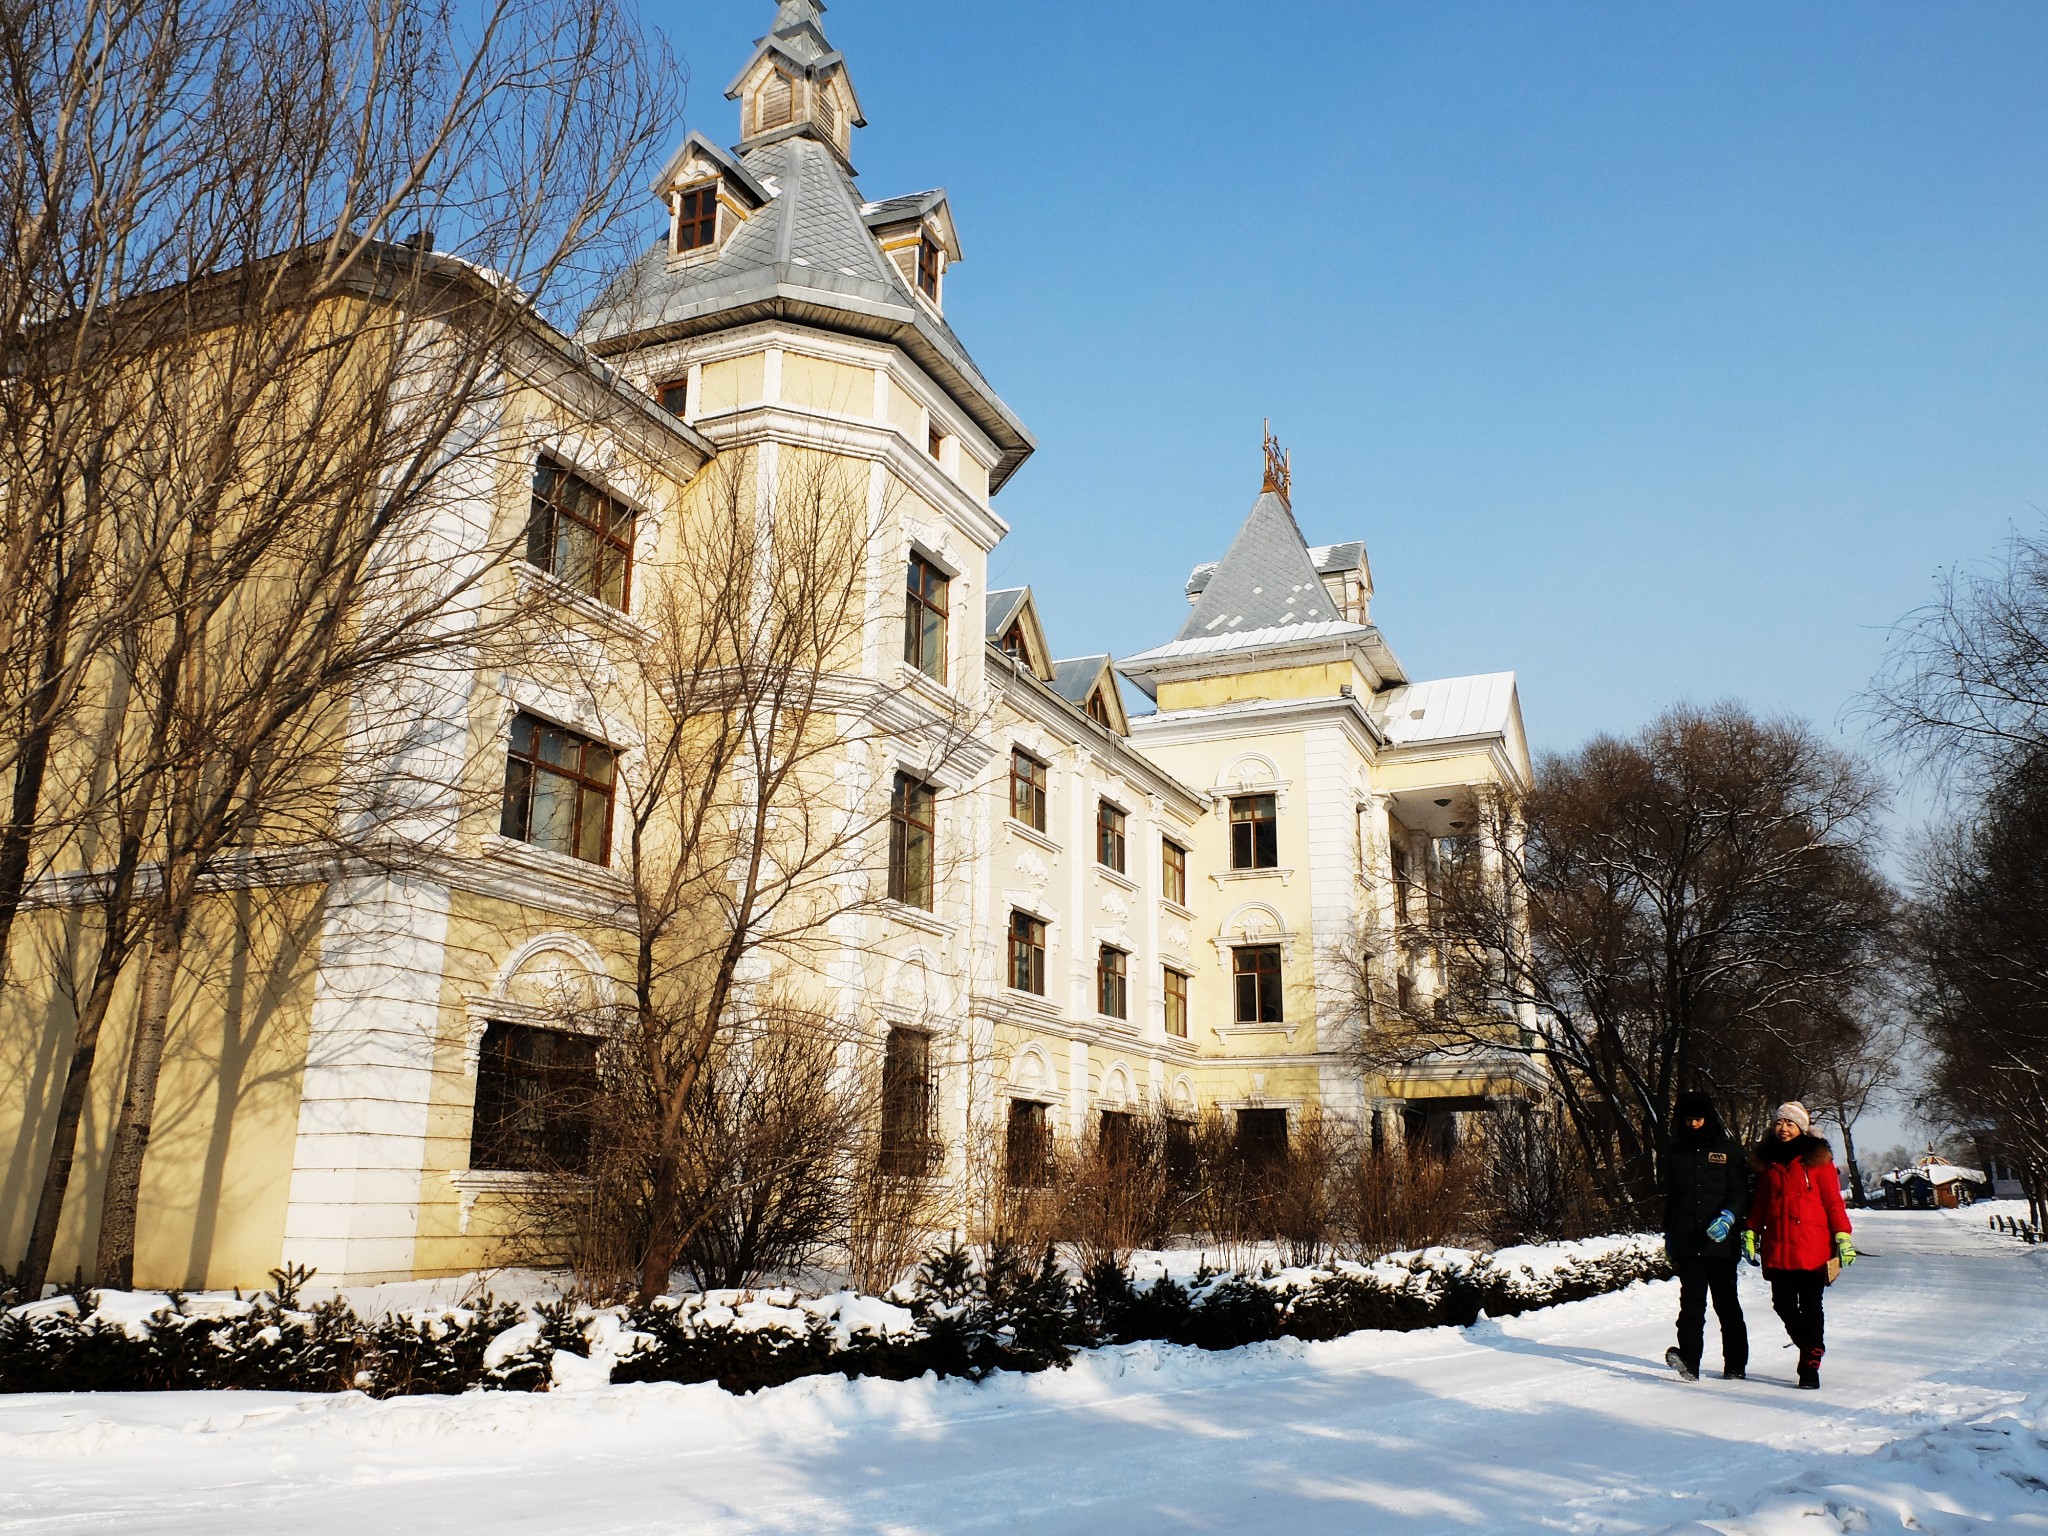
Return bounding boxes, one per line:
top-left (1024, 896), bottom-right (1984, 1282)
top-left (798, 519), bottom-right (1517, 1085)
top-left (1120, 441), bottom-right (1405, 696)
top-left (578, 2), bottom-right (1034, 489)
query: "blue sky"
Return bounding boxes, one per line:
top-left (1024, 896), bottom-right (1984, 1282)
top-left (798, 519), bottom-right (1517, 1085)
top-left (663, 1), bottom-right (2048, 771)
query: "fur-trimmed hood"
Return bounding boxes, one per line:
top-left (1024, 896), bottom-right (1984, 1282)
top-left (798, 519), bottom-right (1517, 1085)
top-left (1753, 1132), bottom-right (1834, 1170)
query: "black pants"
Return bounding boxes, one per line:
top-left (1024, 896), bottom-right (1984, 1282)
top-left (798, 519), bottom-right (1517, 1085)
top-left (1766, 1267), bottom-right (1828, 1357)
top-left (1673, 1254), bottom-right (1748, 1372)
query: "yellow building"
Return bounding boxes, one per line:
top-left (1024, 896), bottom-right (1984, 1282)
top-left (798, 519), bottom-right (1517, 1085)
top-left (2, 0), bottom-right (1537, 1288)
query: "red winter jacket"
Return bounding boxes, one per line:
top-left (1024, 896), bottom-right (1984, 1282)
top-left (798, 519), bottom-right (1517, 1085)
top-left (1746, 1134), bottom-right (1852, 1272)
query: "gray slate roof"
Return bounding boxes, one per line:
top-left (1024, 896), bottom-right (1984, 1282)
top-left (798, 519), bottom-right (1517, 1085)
top-left (1174, 492), bottom-right (1343, 642)
top-left (1186, 538), bottom-right (1365, 599)
top-left (984, 586), bottom-right (1029, 640)
top-left (1050, 654), bottom-right (1111, 706)
top-left (577, 136), bottom-right (1034, 487)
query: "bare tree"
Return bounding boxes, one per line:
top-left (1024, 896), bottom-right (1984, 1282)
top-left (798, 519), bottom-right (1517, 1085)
top-left (530, 446), bottom-right (984, 1301)
top-left (4, 0), bottom-right (672, 1292)
top-left (1353, 703), bottom-right (1896, 1220)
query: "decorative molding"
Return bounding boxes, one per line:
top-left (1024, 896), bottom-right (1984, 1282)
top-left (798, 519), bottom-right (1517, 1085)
top-left (1209, 866), bottom-right (1294, 889)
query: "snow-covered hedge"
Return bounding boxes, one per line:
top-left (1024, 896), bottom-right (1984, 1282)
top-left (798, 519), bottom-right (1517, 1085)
top-left (0, 1235), bottom-right (1670, 1398)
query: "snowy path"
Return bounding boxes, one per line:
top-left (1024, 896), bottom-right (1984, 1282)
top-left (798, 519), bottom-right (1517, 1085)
top-left (2, 1208), bottom-right (2044, 1535)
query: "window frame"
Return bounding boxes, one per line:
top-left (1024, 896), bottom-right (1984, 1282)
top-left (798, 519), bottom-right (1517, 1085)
top-left (879, 1026), bottom-right (937, 1177)
top-left (1232, 943), bottom-right (1284, 1024)
top-left (1005, 1097), bottom-right (1052, 1187)
top-left (903, 552), bottom-right (949, 681)
top-left (1161, 838), bottom-right (1188, 906)
top-left (469, 1020), bottom-right (599, 1173)
top-left (1229, 792), bottom-right (1279, 871)
top-left (527, 454), bottom-right (636, 612)
top-left (675, 180), bottom-right (720, 252)
top-left (887, 772), bottom-right (937, 910)
top-left (1096, 799), bottom-right (1127, 873)
top-left (1097, 944), bottom-right (1128, 1020)
top-left (1009, 748), bottom-right (1048, 832)
top-left (655, 377), bottom-right (688, 417)
top-left (1163, 966), bottom-right (1190, 1038)
top-left (1008, 909), bottom-right (1047, 995)
top-left (500, 711), bottom-right (617, 866)
top-left (917, 233), bottom-right (942, 301)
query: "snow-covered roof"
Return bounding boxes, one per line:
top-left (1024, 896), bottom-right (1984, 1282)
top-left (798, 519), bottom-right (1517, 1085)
top-left (1123, 619), bottom-right (1374, 666)
top-left (1372, 673), bottom-right (1519, 746)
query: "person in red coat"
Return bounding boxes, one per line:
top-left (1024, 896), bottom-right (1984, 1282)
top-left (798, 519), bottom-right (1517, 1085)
top-left (1744, 1101), bottom-right (1855, 1388)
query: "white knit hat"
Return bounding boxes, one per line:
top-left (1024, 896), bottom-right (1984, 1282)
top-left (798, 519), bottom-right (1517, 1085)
top-left (1774, 1101), bottom-right (1811, 1133)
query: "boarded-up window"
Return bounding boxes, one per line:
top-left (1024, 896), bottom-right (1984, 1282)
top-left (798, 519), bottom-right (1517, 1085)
top-left (814, 82), bottom-right (838, 139)
top-left (759, 69), bottom-right (793, 130)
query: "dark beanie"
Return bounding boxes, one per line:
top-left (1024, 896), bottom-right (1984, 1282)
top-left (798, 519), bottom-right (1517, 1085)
top-left (1675, 1089), bottom-right (1714, 1120)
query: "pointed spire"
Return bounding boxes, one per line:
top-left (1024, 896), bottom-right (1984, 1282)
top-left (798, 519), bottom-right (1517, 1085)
top-left (727, 0), bottom-right (865, 157)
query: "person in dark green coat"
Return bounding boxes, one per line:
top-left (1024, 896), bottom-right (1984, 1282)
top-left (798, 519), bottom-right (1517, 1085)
top-left (1662, 1088), bottom-right (1751, 1381)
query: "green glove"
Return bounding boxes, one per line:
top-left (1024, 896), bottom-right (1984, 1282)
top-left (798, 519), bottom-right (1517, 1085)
top-left (1834, 1233), bottom-right (1855, 1266)
top-left (1742, 1229), bottom-right (1760, 1266)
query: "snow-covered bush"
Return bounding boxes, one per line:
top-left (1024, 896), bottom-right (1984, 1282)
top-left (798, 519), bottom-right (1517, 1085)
top-left (0, 1235), bottom-right (1670, 1398)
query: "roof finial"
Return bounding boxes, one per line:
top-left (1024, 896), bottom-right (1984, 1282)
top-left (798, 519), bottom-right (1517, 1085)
top-left (1261, 419), bottom-right (1291, 507)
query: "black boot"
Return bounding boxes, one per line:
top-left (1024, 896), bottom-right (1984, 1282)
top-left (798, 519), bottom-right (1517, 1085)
top-left (1797, 1346), bottom-right (1822, 1390)
top-left (1666, 1347), bottom-right (1698, 1382)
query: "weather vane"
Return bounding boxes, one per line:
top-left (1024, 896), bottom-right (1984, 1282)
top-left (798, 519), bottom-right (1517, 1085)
top-left (1261, 419), bottom-right (1291, 505)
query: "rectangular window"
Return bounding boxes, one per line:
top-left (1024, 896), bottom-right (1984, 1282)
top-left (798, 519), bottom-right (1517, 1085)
top-left (1097, 945), bottom-right (1128, 1020)
top-left (528, 455), bottom-right (635, 611)
top-left (1010, 749), bottom-right (1047, 831)
top-left (1161, 839), bottom-right (1187, 905)
top-left (1233, 943), bottom-right (1283, 1024)
top-left (1008, 909), bottom-right (1047, 995)
top-left (1096, 800), bottom-right (1127, 873)
top-left (888, 773), bottom-right (937, 910)
top-left (676, 182), bottom-right (719, 251)
top-left (1005, 1098), bottom-right (1051, 1187)
top-left (1392, 837), bottom-right (1413, 925)
top-left (1229, 793), bottom-right (1278, 870)
top-left (927, 423), bottom-right (945, 460)
top-left (1236, 1107), bottom-right (1290, 1173)
top-left (470, 1021), bottom-right (599, 1172)
top-left (1097, 1109), bottom-right (1135, 1168)
top-left (500, 712), bottom-right (616, 865)
top-left (656, 378), bottom-right (688, 417)
top-left (1164, 967), bottom-right (1189, 1038)
top-left (918, 234), bottom-right (942, 301)
top-left (903, 552), bottom-right (949, 681)
top-left (879, 1027), bottom-right (935, 1177)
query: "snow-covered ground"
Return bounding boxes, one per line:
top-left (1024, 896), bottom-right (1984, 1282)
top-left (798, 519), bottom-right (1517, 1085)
top-left (1, 1207), bottom-right (2042, 1535)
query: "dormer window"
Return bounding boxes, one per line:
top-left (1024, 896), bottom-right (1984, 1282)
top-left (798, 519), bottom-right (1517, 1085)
top-left (1000, 623), bottom-right (1027, 661)
top-left (1085, 689), bottom-right (1112, 728)
top-left (675, 182), bottom-right (719, 253)
top-left (917, 234), bottom-right (942, 301)
top-left (815, 83), bottom-right (838, 141)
